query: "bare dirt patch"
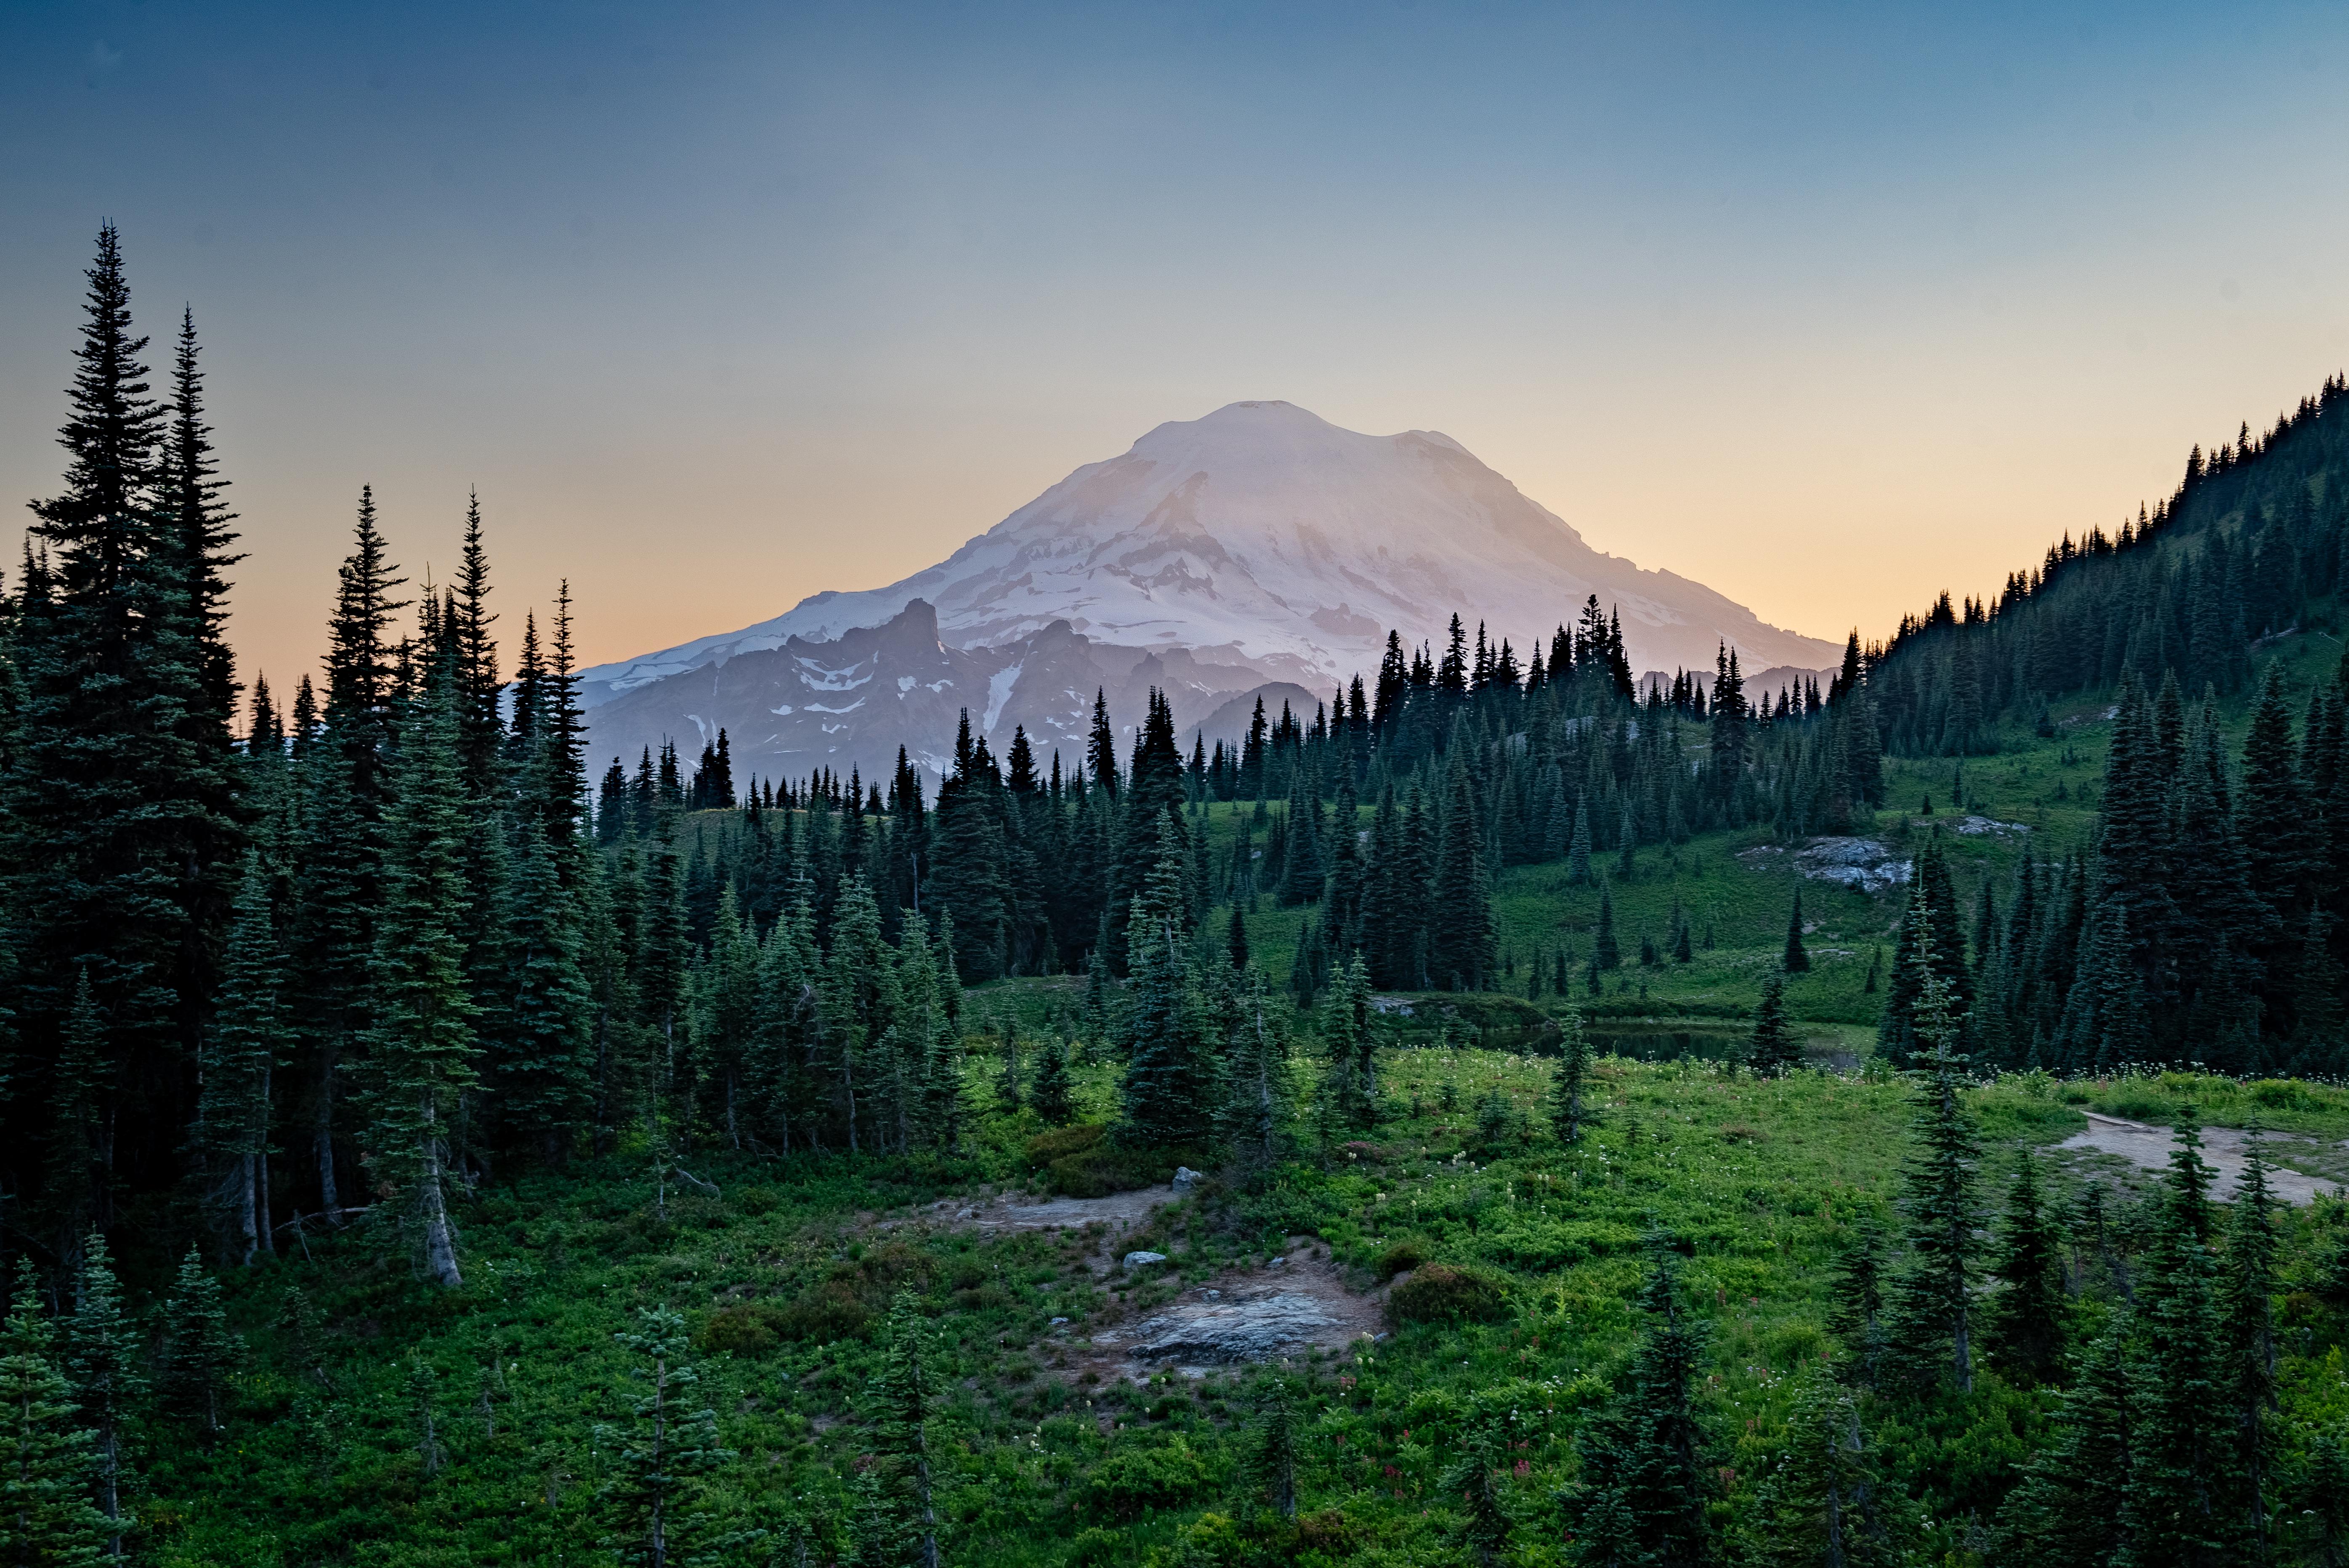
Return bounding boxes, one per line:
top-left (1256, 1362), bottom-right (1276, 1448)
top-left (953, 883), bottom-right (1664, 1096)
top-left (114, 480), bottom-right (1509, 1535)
top-left (2054, 1112), bottom-right (2347, 1207)
top-left (1056, 1240), bottom-right (1386, 1385)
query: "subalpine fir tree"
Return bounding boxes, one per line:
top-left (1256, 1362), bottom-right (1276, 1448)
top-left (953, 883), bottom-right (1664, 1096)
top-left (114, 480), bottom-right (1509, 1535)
top-left (1980, 1151), bottom-right (2067, 1385)
top-left (1426, 754), bottom-right (1495, 990)
top-left (596, 1305), bottom-right (731, 1568)
top-left (1245, 1376), bottom-right (1299, 1521)
top-left (40, 975), bottom-right (108, 1273)
top-left (1028, 1034), bottom-right (1074, 1126)
top-left (1887, 965), bottom-right (1979, 1392)
top-left (1316, 956), bottom-right (1376, 1135)
top-left (1997, 1317), bottom-right (2135, 1567)
top-left (196, 851), bottom-right (288, 1265)
top-left (851, 1294), bottom-right (940, 1568)
top-left (62, 1233), bottom-right (141, 1561)
top-left (2122, 1118), bottom-right (2246, 1565)
top-left (1116, 818), bottom-right (1209, 1147)
top-left (1225, 905), bottom-right (1250, 970)
top-left (1593, 882), bottom-right (1621, 971)
top-left (823, 876), bottom-right (903, 1156)
top-left (1783, 890), bottom-right (1810, 972)
top-left (691, 886), bottom-right (761, 1150)
top-left (1565, 799), bottom-right (1593, 885)
top-left (2222, 1135), bottom-right (2281, 1559)
top-left (158, 1246), bottom-right (237, 1435)
top-left (290, 489), bottom-right (411, 1223)
top-left (7, 227), bottom-right (237, 1203)
top-left (1570, 1234), bottom-right (1714, 1567)
top-left (1214, 970), bottom-right (1290, 1178)
top-left (498, 806), bottom-right (594, 1164)
top-left (1547, 1008), bottom-right (1592, 1144)
top-left (1738, 1365), bottom-right (1910, 1567)
top-left (1440, 1407), bottom-right (1516, 1568)
top-left (1827, 1220), bottom-right (1889, 1390)
top-left (0, 1260), bottom-right (111, 1566)
top-left (1747, 974), bottom-right (1800, 1076)
top-left (358, 652), bottom-right (479, 1286)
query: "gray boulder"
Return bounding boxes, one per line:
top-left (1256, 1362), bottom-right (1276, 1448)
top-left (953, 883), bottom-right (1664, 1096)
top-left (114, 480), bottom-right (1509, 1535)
top-left (1122, 1251), bottom-right (1169, 1273)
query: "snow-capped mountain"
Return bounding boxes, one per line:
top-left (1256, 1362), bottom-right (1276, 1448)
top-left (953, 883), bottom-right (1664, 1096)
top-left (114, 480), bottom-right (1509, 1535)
top-left (582, 401), bottom-right (1834, 702)
top-left (577, 401), bottom-right (1836, 785)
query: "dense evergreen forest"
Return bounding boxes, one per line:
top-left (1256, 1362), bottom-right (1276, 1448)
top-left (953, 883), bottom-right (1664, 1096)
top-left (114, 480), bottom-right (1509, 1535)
top-left (3, 229), bottom-right (2348, 1566)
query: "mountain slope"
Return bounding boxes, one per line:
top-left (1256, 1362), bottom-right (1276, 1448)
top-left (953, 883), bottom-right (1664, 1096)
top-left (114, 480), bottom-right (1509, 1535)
top-left (580, 401), bottom-right (1834, 703)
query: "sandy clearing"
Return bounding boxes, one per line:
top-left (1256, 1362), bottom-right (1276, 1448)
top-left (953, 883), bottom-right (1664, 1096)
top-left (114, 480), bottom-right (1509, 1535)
top-left (2054, 1112), bottom-right (2347, 1206)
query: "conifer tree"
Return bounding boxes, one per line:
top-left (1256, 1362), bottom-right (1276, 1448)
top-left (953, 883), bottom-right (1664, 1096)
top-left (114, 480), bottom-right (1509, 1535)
top-left (1565, 799), bottom-right (1593, 885)
top-left (1570, 1235), bottom-right (1714, 1567)
top-left (1028, 1034), bottom-right (1073, 1127)
top-left (1225, 905), bottom-right (1250, 971)
top-left (1427, 755), bottom-right (1495, 990)
top-left (597, 1305), bottom-right (731, 1568)
top-left (1593, 882), bottom-right (1621, 971)
top-left (1441, 1408), bottom-right (1516, 1568)
top-left (1887, 967), bottom-right (1978, 1392)
top-left (1980, 1151), bottom-right (2066, 1385)
top-left (2222, 1135), bottom-right (2280, 1558)
top-left (61, 1235), bottom-right (140, 1561)
top-left (1117, 819), bottom-right (1209, 1147)
top-left (157, 1247), bottom-right (237, 1435)
top-left (0, 1260), bottom-right (110, 1566)
top-left (1245, 1376), bottom-right (1299, 1521)
top-left (1214, 970), bottom-right (1291, 1178)
top-left (40, 976), bottom-right (107, 1274)
top-left (1783, 890), bottom-right (1810, 972)
top-left (1747, 974), bottom-right (1800, 1076)
top-left (1998, 1318), bottom-right (2135, 1568)
top-left (196, 852), bottom-right (288, 1265)
top-left (6, 226), bottom-right (238, 1207)
top-left (1316, 956), bottom-right (1376, 1135)
top-left (357, 653), bottom-right (478, 1286)
top-left (1739, 1366), bottom-right (1909, 1567)
top-left (851, 1294), bottom-right (939, 1568)
top-left (498, 807), bottom-right (594, 1163)
top-left (1547, 1008), bottom-right (1592, 1145)
top-left (1827, 1221), bottom-right (1889, 1390)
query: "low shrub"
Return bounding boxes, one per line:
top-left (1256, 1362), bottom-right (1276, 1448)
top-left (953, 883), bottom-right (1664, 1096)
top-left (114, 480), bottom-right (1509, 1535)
top-left (696, 1302), bottom-right (788, 1357)
top-left (1026, 1123), bottom-right (1108, 1166)
top-left (1085, 1435), bottom-right (1212, 1520)
top-left (1386, 1262), bottom-right (1508, 1326)
top-left (1373, 1240), bottom-right (1427, 1281)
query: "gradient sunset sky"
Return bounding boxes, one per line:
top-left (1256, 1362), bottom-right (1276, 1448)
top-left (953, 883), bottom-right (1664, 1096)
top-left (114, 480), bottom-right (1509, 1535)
top-left (5, 1), bottom-right (2349, 689)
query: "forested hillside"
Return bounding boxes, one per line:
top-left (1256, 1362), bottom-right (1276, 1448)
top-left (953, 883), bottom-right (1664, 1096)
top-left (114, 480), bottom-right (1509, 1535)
top-left (4, 230), bottom-right (2349, 1567)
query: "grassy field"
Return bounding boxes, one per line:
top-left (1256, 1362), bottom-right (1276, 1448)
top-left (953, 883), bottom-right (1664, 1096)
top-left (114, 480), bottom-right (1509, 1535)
top-left (153, 1042), bottom-right (2349, 1567)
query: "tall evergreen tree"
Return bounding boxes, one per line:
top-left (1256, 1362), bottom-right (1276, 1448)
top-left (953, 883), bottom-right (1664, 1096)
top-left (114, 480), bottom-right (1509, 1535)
top-left (1116, 818), bottom-right (1209, 1147)
top-left (0, 1260), bottom-right (110, 1566)
top-left (61, 1236), bottom-right (139, 1563)
top-left (1747, 974), bottom-right (1800, 1076)
top-left (1547, 1008), bottom-right (1592, 1144)
top-left (852, 1294), bottom-right (940, 1568)
top-left (597, 1305), bottom-right (731, 1568)
top-left (356, 654), bottom-right (478, 1286)
top-left (1980, 1151), bottom-right (2067, 1385)
top-left (194, 852), bottom-right (288, 1265)
top-left (1887, 963), bottom-right (1979, 1392)
top-left (1570, 1235), bottom-right (1714, 1567)
top-left (157, 1247), bottom-right (236, 1435)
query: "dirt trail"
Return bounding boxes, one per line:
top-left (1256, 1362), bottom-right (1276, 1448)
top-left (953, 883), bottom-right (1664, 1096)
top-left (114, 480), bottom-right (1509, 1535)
top-left (2054, 1113), bottom-right (2346, 1206)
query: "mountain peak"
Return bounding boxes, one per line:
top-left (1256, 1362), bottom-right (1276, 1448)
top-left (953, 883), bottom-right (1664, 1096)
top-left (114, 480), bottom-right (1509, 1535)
top-left (582, 403), bottom-right (1836, 709)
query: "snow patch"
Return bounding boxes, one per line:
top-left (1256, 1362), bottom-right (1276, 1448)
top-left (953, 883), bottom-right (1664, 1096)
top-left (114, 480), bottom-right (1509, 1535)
top-left (984, 662), bottom-right (1024, 735)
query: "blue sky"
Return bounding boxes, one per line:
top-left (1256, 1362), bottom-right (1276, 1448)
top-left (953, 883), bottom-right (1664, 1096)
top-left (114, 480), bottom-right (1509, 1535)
top-left (5, 1), bottom-right (2348, 683)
